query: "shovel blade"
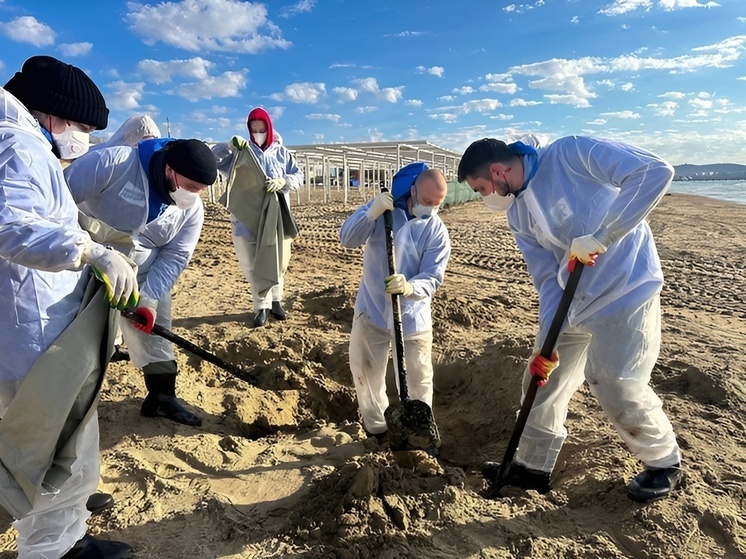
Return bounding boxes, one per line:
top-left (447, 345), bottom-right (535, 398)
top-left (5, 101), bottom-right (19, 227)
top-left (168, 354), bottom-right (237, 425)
top-left (384, 399), bottom-right (440, 454)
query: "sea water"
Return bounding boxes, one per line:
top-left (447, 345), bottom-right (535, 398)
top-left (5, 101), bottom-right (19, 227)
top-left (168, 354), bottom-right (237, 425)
top-left (669, 180), bottom-right (746, 206)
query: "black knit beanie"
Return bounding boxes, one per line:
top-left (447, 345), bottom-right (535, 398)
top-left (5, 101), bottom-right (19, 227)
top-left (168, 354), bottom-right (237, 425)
top-left (163, 139), bottom-right (217, 185)
top-left (4, 55), bottom-right (108, 130)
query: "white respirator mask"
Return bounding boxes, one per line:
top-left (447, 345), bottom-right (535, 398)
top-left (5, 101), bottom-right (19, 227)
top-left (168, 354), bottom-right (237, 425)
top-left (52, 123), bottom-right (90, 160)
top-left (411, 201), bottom-right (439, 219)
top-left (482, 191), bottom-right (514, 212)
top-left (171, 187), bottom-right (199, 210)
top-left (252, 132), bottom-right (267, 146)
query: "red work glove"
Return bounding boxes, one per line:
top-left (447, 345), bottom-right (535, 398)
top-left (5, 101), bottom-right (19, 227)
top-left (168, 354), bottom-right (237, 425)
top-left (529, 349), bottom-right (560, 387)
top-left (132, 297), bottom-right (157, 334)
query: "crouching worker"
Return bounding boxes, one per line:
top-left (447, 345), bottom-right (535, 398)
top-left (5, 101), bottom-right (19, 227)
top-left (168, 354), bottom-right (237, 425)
top-left (65, 137), bottom-right (218, 427)
top-left (340, 164), bottom-right (451, 450)
top-left (2, 55), bottom-right (137, 559)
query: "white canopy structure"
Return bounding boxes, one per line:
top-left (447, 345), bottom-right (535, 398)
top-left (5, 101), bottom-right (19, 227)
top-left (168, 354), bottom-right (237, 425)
top-left (285, 140), bottom-right (463, 204)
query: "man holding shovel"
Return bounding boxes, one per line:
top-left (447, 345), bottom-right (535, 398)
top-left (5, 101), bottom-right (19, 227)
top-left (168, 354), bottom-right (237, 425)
top-left (340, 165), bottom-right (450, 453)
top-left (458, 136), bottom-right (682, 502)
top-left (65, 137), bottom-right (217, 427)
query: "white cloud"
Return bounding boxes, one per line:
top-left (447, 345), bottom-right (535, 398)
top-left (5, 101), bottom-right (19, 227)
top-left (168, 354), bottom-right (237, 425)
top-left (379, 87), bottom-right (403, 103)
top-left (0, 16), bottom-right (55, 46)
top-left (280, 0), bottom-right (316, 18)
top-left (107, 81), bottom-right (146, 110)
top-left (462, 99), bottom-right (503, 113)
top-left (405, 99), bottom-right (423, 107)
top-left (333, 87), bottom-right (358, 102)
top-left (137, 58), bottom-right (213, 84)
top-left (389, 31), bottom-right (424, 37)
top-left (620, 82), bottom-right (635, 91)
top-left (276, 82), bottom-right (326, 103)
top-left (510, 98), bottom-right (542, 106)
top-left (452, 86), bottom-right (474, 95)
top-left (545, 93), bottom-right (592, 107)
top-left (587, 119), bottom-right (608, 125)
top-left (306, 113), bottom-right (341, 122)
top-left (429, 113), bottom-right (458, 123)
top-left (353, 78), bottom-right (404, 103)
top-left (600, 0), bottom-right (719, 16)
top-left (126, 0), bottom-right (291, 53)
top-left (438, 95), bottom-right (455, 102)
top-left (648, 100), bottom-right (678, 116)
top-left (355, 106), bottom-right (378, 114)
top-left (659, 91), bottom-right (686, 99)
top-left (59, 42), bottom-right (93, 57)
top-left (479, 82), bottom-right (518, 94)
top-left (600, 110), bottom-right (641, 118)
top-left (688, 97), bottom-right (712, 109)
top-left (416, 65), bottom-right (444, 78)
top-left (169, 70), bottom-right (248, 101)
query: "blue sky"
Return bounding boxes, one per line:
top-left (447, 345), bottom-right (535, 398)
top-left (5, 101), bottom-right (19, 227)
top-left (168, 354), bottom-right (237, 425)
top-left (0, 0), bottom-right (744, 165)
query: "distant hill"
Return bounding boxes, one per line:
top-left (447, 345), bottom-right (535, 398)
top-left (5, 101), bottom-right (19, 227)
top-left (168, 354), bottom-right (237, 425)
top-left (673, 163), bottom-right (746, 181)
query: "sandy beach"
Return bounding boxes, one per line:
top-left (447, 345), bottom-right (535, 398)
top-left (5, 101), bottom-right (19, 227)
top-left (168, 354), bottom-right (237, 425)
top-left (1, 191), bottom-right (745, 558)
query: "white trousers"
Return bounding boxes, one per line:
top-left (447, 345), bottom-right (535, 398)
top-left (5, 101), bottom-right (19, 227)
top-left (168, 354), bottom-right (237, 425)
top-left (120, 293), bottom-right (174, 368)
top-left (516, 294), bottom-right (681, 473)
top-left (13, 412), bottom-right (99, 559)
top-left (232, 235), bottom-right (284, 312)
top-left (349, 313), bottom-right (434, 434)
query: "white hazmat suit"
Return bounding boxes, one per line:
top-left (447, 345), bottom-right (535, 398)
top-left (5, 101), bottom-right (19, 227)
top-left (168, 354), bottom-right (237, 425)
top-left (0, 88), bottom-right (102, 558)
top-left (506, 135), bottom-right (681, 473)
top-left (340, 197), bottom-right (451, 434)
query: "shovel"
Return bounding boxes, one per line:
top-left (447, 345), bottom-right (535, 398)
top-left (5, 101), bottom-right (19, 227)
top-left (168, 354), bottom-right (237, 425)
top-left (381, 204), bottom-right (441, 454)
top-left (120, 309), bottom-right (259, 386)
top-left (484, 260), bottom-right (585, 498)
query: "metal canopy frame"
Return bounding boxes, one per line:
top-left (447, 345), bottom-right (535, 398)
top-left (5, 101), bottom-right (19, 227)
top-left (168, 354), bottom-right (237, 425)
top-left (285, 139), bottom-right (462, 203)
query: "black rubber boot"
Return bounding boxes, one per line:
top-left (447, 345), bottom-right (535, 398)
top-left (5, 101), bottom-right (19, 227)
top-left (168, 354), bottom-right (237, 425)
top-left (61, 534), bottom-right (133, 558)
top-left (86, 492), bottom-right (114, 514)
top-left (141, 362), bottom-right (202, 427)
top-left (627, 463), bottom-right (681, 503)
top-left (270, 301), bottom-right (287, 320)
top-left (482, 461), bottom-right (551, 493)
top-left (253, 308), bottom-right (269, 327)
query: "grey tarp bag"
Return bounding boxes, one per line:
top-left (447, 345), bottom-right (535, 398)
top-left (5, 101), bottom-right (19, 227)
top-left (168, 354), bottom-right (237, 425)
top-left (0, 275), bottom-right (115, 518)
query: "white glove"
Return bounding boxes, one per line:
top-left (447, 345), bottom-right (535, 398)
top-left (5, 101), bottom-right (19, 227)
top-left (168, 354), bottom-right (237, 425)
top-left (385, 273), bottom-right (414, 297)
top-left (81, 241), bottom-right (139, 309)
top-left (367, 192), bottom-right (394, 221)
top-left (569, 234), bottom-right (608, 266)
top-left (265, 177), bottom-right (287, 193)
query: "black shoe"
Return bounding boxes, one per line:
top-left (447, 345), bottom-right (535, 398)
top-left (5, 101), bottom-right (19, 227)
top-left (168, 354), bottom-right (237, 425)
top-left (141, 393), bottom-right (202, 426)
top-left (364, 429), bottom-right (388, 445)
top-left (253, 309), bottom-right (269, 327)
top-left (270, 301), bottom-right (287, 320)
top-left (111, 345), bottom-right (130, 362)
top-left (62, 534), bottom-right (133, 558)
top-left (627, 463), bottom-right (681, 503)
top-left (86, 492), bottom-right (114, 514)
top-left (482, 461), bottom-right (551, 494)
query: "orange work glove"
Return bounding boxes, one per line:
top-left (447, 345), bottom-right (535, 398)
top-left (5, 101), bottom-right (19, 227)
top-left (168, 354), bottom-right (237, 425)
top-left (529, 350), bottom-right (560, 387)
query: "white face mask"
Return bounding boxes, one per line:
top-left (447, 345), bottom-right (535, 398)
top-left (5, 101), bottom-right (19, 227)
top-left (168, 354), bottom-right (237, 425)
top-left (52, 123), bottom-right (90, 159)
top-left (171, 187), bottom-right (199, 210)
top-left (483, 191), bottom-right (514, 212)
top-left (411, 200), bottom-right (439, 219)
top-left (252, 132), bottom-right (267, 146)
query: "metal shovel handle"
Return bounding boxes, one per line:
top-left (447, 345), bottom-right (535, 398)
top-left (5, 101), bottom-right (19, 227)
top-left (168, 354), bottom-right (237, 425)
top-left (120, 309), bottom-right (258, 385)
top-left (491, 260), bottom-right (585, 492)
top-left (381, 188), bottom-right (409, 402)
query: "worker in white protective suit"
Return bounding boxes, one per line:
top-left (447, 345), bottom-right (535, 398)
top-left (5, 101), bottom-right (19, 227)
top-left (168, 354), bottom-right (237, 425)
top-left (65, 138), bottom-right (217, 427)
top-left (458, 136), bottom-right (682, 503)
top-left (90, 114), bottom-right (161, 151)
top-left (88, 114), bottom-right (162, 364)
top-left (213, 106), bottom-right (303, 328)
top-left (340, 166), bottom-right (451, 449)
top-left (1, 55), bottom-right (138, 559)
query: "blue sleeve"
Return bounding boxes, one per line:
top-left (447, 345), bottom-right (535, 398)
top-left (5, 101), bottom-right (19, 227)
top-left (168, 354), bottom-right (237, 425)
top-left (408, 222), bottom-right (450, 301)
top-left (281, 147), bottom-right (303, 192)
